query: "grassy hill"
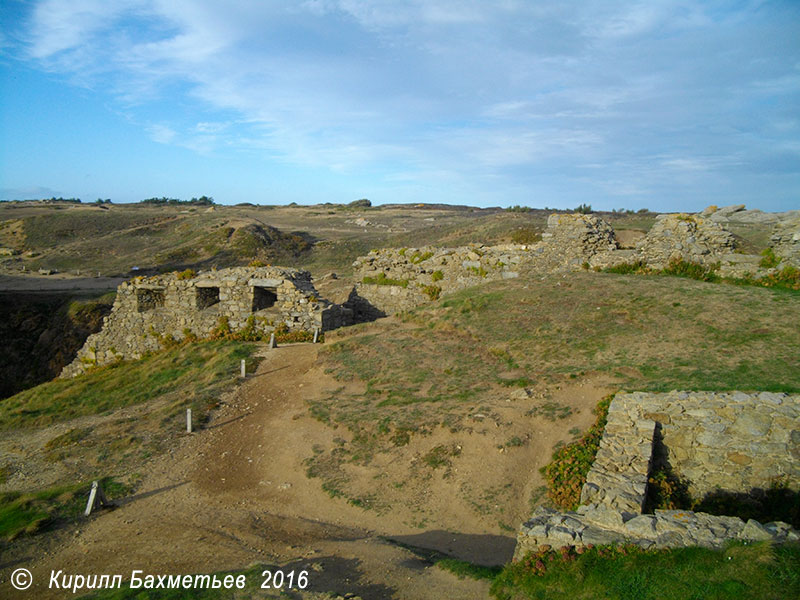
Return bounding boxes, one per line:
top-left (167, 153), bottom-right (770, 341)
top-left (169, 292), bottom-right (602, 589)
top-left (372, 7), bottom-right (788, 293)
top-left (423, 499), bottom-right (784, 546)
top-left (0, 341), bottom-right (258, 541)
top-left (301, 269), bottom-right (799, 523)
top-left (0, 201), bottom-right (666, 279)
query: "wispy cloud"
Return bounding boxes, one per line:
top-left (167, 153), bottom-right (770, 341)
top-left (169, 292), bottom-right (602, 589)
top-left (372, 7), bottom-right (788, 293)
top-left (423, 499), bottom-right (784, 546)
top-left (6, 0), bottom-right (800, 207)
top-left (146, 123), bottom-right (176, 144)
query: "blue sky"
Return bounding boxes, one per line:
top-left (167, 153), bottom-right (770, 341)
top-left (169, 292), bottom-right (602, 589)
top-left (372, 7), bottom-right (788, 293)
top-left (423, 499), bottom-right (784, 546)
top-left (1, 0), bottom-right (798, 211)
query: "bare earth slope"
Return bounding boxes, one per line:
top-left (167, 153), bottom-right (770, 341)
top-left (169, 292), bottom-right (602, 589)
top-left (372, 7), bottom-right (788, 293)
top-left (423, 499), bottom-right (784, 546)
top-left (3, 340), bottom-right (612, 600)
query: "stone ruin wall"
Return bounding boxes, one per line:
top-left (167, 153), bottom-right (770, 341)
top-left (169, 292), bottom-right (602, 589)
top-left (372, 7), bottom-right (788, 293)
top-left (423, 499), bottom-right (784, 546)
top-left (61, 266), bottom-right (352, 378)
top-left (514, 391), bottom-right (800, 558)
top-left (629, 391), bottom-right (799, 497)
top-left (352, 244), bottom-right (528, 315)
top-left (771, 216), bottom-right (800, 267)
top-left (353, 209), bottom-right (799, 316)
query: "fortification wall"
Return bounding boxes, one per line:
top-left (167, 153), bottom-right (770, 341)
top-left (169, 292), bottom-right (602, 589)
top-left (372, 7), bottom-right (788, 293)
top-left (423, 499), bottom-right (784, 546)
top-left (626, 391), bottom-right (799, 497)
top-left (632, 214), bottom-right (737, 269)
top-left (352, 243), bottom-right (528, 315)
top-left (514, 391), bottom-right (800, 557)
top-left (771, 216), bottom-right (800, 267)
top-left (352, 208), bottom-right (796, 317)
top-left (352, 214), bottom-right (620, 315)
top-left (61, 266), bottom-right (351, 377)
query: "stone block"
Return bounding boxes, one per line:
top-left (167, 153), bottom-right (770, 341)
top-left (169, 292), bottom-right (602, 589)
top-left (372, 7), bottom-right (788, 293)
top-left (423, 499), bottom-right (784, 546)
top-left (740, 519), bottom-right (773, 541)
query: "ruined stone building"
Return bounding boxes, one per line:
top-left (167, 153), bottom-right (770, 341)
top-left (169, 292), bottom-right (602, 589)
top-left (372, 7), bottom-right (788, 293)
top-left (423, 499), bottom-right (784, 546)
top-left (61, 266), bottom-right (351, 377)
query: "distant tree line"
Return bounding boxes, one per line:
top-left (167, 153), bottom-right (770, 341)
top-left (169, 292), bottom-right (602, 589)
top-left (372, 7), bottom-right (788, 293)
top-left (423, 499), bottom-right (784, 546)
top-left (141, 196), bottom-right (215, 206)
top-left (47, 197), bottom-right (82, 203)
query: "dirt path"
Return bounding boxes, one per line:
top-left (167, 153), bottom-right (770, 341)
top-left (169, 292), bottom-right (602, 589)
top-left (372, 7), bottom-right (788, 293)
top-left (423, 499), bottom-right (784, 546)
top-left (4, 345), bottom-right (496, 600)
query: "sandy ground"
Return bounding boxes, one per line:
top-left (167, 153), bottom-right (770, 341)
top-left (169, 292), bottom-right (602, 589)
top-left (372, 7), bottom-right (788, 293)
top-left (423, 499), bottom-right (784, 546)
top-left (1, 342), bottom-right (616, 599)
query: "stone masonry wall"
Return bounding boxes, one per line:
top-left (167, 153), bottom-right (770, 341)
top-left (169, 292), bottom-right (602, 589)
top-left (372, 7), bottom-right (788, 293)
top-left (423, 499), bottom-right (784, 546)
top-left (532, 213), bottom-right (619, 271)
top-left (770, 216), bottom-right (800, 267)
top-left (628, 391), bottom-right (799, 497)
top-left (61, 266), bottom-right (351, 377)
top-left (632, 214), bottom-right (737, 270)
top-left (352, 244), bottom-right (528, 315)
top-left (514, 391), bottom-right (799, 558)
top-left (351, 210), bottom-right (792, 316)
top-left (352, 214), bottom-right (620, 315)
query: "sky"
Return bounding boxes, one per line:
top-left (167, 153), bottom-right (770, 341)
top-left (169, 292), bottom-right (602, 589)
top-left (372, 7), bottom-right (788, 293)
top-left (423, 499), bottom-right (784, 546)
top-left (0, 1), bottom-right (798, 212)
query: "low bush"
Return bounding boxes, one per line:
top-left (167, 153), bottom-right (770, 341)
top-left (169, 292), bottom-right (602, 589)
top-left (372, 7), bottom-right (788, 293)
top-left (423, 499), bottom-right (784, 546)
top-left (759, 248), bottom-right (782, 269)
top-left (176, 268), bottom-right (196, 280)
top-left (662, 258), bottom-right (719, 282)
top-left (540, 394), bottom-right (612, 510)
top-left (421, 284), bottom-right (441, 300)
top-left (410, 251), bottom-right (433, 264)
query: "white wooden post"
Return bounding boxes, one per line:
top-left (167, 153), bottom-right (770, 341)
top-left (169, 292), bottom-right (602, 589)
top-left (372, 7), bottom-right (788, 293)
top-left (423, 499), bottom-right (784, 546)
top-left (84, 481), bottom-right (99, 516)
top-left (186, 408), bottom-right (192, 433)
top-left (240, 359), bottom-right (246, 378)
top-left (84, 480), bottom-right (111, 516)
top-left (313, 328), bottom-right (319, 344)
top-left (269, 332), bottom-right (276, 348)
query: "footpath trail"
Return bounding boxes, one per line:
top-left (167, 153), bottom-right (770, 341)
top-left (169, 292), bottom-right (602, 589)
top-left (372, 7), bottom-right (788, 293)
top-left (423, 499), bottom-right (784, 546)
top-left (10, 344), bottom-right (493, 600)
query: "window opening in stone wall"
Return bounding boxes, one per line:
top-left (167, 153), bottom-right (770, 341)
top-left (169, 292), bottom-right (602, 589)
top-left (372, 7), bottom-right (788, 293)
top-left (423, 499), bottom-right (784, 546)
top-left (252, 286), bottom-right (278, 311)
top-left (196, 286), bottom-right (220, 310)
top-left (136, 288), bottom-right (165, 313)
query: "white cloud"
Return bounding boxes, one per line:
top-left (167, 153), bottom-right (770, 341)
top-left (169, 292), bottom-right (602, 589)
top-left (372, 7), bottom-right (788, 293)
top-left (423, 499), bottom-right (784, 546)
top-left (12, 0), bottom-right (800, 207)
top-left (147, 123), bottom-right (176, 144)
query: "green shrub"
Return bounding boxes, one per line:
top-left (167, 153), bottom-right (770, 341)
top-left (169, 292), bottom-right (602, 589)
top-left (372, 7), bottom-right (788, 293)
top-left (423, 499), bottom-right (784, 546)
top-left (176, 268), bottom-right (196, 280)
top-left (603, 260), bottom-right (650, 275)
top-left (362, 273), bottom-right (409, 287)
top-left (272, 322), bottom-right (318, 343)
top-left (410, 251), bottom-right (433, 264)
top-left (661, 258), bottom-right (719, 282)
top-left (574, 203), bottom-right (592, 214)
top-left (759, 248), bottom-right (782, 269)
top-left (431, 270), bottom-right (444, 282)
top-left (209, 316), bottom-right (232, 339)
top-left (541, 394), bottom-right (612, 509)
top-left (467, 265), bottom-right (488, 278)
top-left (421, 285), bottom-right (441, 301)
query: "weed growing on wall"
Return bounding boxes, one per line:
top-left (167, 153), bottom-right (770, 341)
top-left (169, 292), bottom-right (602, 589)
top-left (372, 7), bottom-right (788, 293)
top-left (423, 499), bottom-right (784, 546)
top-left (604, 258), bottom-right (800, 291)
top-left (759, 248), bottom-right (782, 269)
top-left (540, 394), bottom-right (613, 510)
top-left (420, 284), bottom-right (441, 300)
